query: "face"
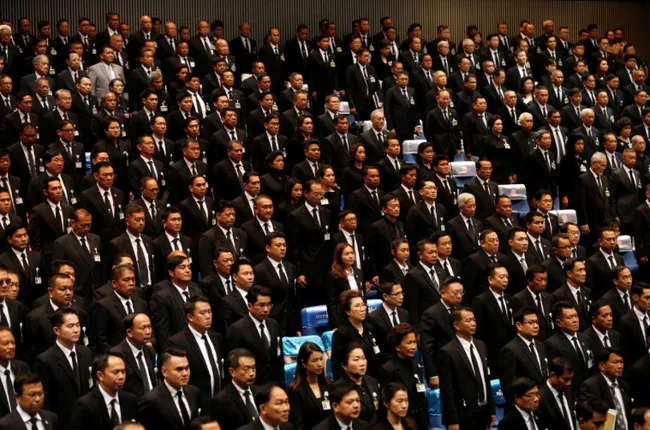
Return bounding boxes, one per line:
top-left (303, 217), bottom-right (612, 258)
top-left (188, 301), bottom-right (212, 331)
top-left (496, 198), bottom-right (512, 218)
top-left (599, 231), bottom-right (617, 253)
top-left (53, 313), bottom-right (80, 344)
top-left (371, 113), bottom-right (385, 130)
top-left (305, 183), bottom-right (324, 206)
top-left (216, 206), bottom-right (235, 229)
top-left (125, 210), bottom-right (145, 235)
top-left (255, 196), bottom-right (273, 222)
top-left (592, 305), bottom-right (613, 331)
top-left (0, 329), bottom-right (15, 360)
top-left (477, 161), bottom-right (492, 180)
top-left (8, 228), bottom-right (29, 251)
top-left (70, 212), bottom-right (92, 236)
top-left (516, 386), bottom-right (540, 412)
top-left (98, 356), bottom-right (126, 392)
top-left (291, 183), bottom-right (303, 201)
top-left (419, 181), bottom-right (438, 202)
top-left (347, 297), bottom-right (367, 322)
top-left (613, 268), bottom-right (632, 291)
top-left (419, 243), bottom-right (438, 266)
top-left (599, 352), bottom-right (624, 380)
top-left (517, 312), bottom-right (540, 338)
top-left (112, 269), bottom-right (136, 298)
top-left (396, 332), bottom-right (418, 358)
top-left (460, 198), bottom-right (476, 218)
top-left (304, 143), bottom-right (320, 161)
top-left (244, 175), bottom-right (261, 197)
top-left (393, 242), bottom-right (410, 263)
top-left (340, 245), bottom-right (356, 268)
top-left (454, 309), bottom-right (477, 337)
top-left (420, 145), bottom-right (434, 162)
top-left (557, 307), bottom-right (580, 334)
top-left (228, 143), bottom-right (244, 162)
top-left (343, 348), bottom-right (367, 378)
top-left (16, 382), bottom-right (44, 415)
top-left (261, 387), bottom-right (290, 425)
top-left (162, 355), bottom-right (190, 388)
top-left (489, 267), bottom-right (509, 292)
top-left (634, 288), bottom-right (650, 312)
top-left (383, 198), bottom-right (400, 219)
top-left (249, 294), bottom-right (272, 321)
top-left (0, 192), bottom-right (11, 215)
top-left (234, 264), bottom-right (254, 290)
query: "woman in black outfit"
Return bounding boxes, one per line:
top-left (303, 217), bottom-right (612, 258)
top-left (288, 342), bottom-right (332, 430)
top-left (340, 143), bottom-right (366, 203)
top-left (557, 135), bottom-right (587, 209)
top-left (371, 39), bottom-right (395, 80)
top-left (484, 115), bottom-right (515, 184)
top-left (318, 164), bottom-right (341, 219)
top-left (286, 114), bottom-right (314, 171)
top-left (372, 383), bottom-right (420, 430)
top-left (331, 290), bottom-right (380, 380)
top-left (415, 141), bottom-right (436, 183)
top-left (334, 343), bottom-right (380, 424)
top-left (274, 178), bottom-right (303, 226)
top-left (379, 323), bottom-right (429, 430)
top-left (261, 151), bottom-right (288, 206)
top-left (168, 64), bottom-right (189, 101)
top-left (326, 243), bottom-right (364, 328)
top-left (109, 78), bottom-right (130, 115)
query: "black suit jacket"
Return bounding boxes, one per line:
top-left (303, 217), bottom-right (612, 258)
top-left (7, 142), bottom-right (45, 197)
top-left (167, 159), bottom-right (208, 205)
top-left (313, 417), bottom-right (369, 430)
top-left (523, 148), bottom-right (558, 201)
top-left (497, 408), bottom-right (543, 430)
top-left (500, 335), bottom-right (548, 405)
top-left (34, 343), bottom-right (93, 426)
top-left (511, 288), bottom-right (555, 341)
top-left (78, 185), bottom-right (125, 245)
top-left (166, 327), bottom-right (225, 400)
top-left (537, 383), bottom-right (575, 430)
top-left (253, 258), bottom-right (298, 336)
top-left (551, 284), bottom-right (593, 332)
top-left (198, 226), bottom-right (247, 277)
top-left (446, 215), bottom-right (482, 262)
top-left (461, 178), bottom-right (499, 221)
top-left (92, 293), bottom-right (148, 352)
top-left (347, 186), bottom-right (384, 237)
top-left (178, 196), bottom-right (215, 249)
top-left (207, 383), bottom-right (257, 430)
top-left (574, 171), bottom-right (612, 233)
top-left (69, 388), bottom-right (138, 430)
top-left (629, 352), bottom-right (650, 408)
top-left (420, 301), bottom-right (456, 378)
top-left (618, 309), bottom-right (650, 367)
top-left (0, 408), bottom-right (59, 430)
top-left (485, 215), bottom-right (519, 254)
top-left (212, 159), bottom-right (250, 202)
top-left (439, 338), bottom-right (496, 427)
top-left (150, 281), bottom-right (204, 351)
top-left (0, 113), bottom-right (39, 148)
top-left (601, 288), bottom-right (631, 330)
top-left (152, 232), bottom-right (193, 280)
top-left (227, 316), bottom-right (283, 384)
top-left (585, 251), bottom-right (624, 299)
top-left (578, 374), bottom-right (631, 424)
top-left (544, 331), bottom-right (594, 393)
top-left (137, 384), bottom-right (202, 430)
top-left (0, 249), bottom-right (44, 308)
top-left (105, 233), bottom-right (156, 287)
top-left (404, 201), bottom-right (446, 253)
top-left (240, 219), bottom-right (284, 265)
top-left (402, 264), bottom-right (445, 324)
top-left (358, 129), bottom-right (388, 166)
top-left (584, 326), bottom-right (621, 357)
top-left (0, 359), bottom-right (29, 417)
top-left (108, 339), bottom-right (157, 398)
top-left (51, 233), bottom-right (104, 303)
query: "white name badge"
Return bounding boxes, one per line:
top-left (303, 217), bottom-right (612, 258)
top-left (161, 104), bottom-right (168, 112)
top-left (280, 54), bottom-right (285, 62)
top-left (76, 161), bottom-right (83, 169)
top-left (94, 253), bottom-right (101, 262)
top-left (51, 49), bottom-right (57, 55)
top-left (38, 165), bottom-right (44, 173)
top-left (15, 196), bottom-right (23, 205)
top-left (74, 130), bottom-right (79, 136)
top-left (91, 48), bottom-right (96, 54)
top-left (70, 197), bottom-right (77, 205)
top-left (504, 143), bottom-right (511, 149)
top-left (330, 61), bottom-right (336, 68)
top-left (369, 76), bottom-right (376, 83)
top-left (119, 211), bottom-right (124, 220)
top-left (35, 276), bottom-right (42, 285)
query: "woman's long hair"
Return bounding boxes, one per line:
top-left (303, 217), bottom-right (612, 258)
top-left (331, 242), bottom-right (354, 279)
top-left (287, 341), bottom-right (331, 393)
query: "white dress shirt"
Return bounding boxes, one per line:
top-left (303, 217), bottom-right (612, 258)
top-left (98, 383), bottom-right (121, 423)
top-left (188, 325), bottom-right (220, 395)
top-left (457, 336), bottom-right (487, 404)
top-left (164, 380), bottom-right (191, 424)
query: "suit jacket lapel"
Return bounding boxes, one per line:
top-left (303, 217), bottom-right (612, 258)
top-left (53, 346), bottom-right (78, 387)
top-left (454, 340), bottom-right (478, 382)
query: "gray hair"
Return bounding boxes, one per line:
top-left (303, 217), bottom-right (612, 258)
top-left (457, 193), bottom-right (476, 208)
top-left (518, 112), bottom-right (533, 125)
top-left (148, 70), bottom-right (163, 83)
top-left (33, 55), bottom-right (49, 65)
top-left (370, 109), bottom-right (384, 121)
top-left (580, 108), bottom-right (594, 119)
top-left (591, 152), bottom-right (606, 164)
top-left (0, 25), bottom-right (11, 35)
top-left (54, 89), bottom-right (70, 99)
top-left (437, 40), bottom-right (449, 49)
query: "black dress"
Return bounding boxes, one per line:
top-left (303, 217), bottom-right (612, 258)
top-left (485, 133), bottom-right (514, 184)
top-left (261, 169), bottom-right (288, 206)
top-left (416, 162), bottom-right (436, 185)
top-left (331, 319), bottom-right (381, 380)
top-left (379, 354), bottom-right (429, 430)
top-left (372, 56), bottom-right (393, 80)
top-left (321, 189), bottom-right (341, 220)
top-left (289, 379), bottom-right (331, 430)
top-left (341, 165), bottom-right (364, 203)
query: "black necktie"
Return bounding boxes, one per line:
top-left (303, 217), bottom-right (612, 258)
top-left (271, 135), bottom-right (277, 151)
top-left (536, 240), bottom-right (544, 259)
top-left (104, 191), bottom-right (112, 216)
top-left (623, 292), bottom-right (631, 310)
top-left (408, 190), bottom-right (416, 204)
top-left (259, 323), bottom-right (270, 352)
top-left (499, 296), bottom-right (510, 320)
top-left (483, 181), bottom-right (490, 196)
top-left (135, 238), bottom-right (150, 286)
top-left (202, 334), bottom-right (221, 395)
top-left (467, 219), bottom-right (475, 241)
top-left (55, 206), bottom-right (63, 233)
top-left (391, 311), bottom-right (398, 326)
top-left (277, 263), bottom-right (289, 286)
top-left (4, 369), bottom-right (15, 411)
top-left (572, 336), bottom-right (585, 365)
top-left (225, 279), bottom-right (231, 294)
top-left (342, 134), bottom-right (349, 152)
top-left (191, 163), bottom-right (198, 176)
top-left (529, 341), bottom-right (542, 374)
top-left (147, 161), bottom-right (157, 180)
top-left (469, 344), bottom-right (486, 402)
top-left (198, 200), bottom-right (208, 224)
top-left (544, 151), bottom-right (551, 171)
top-left (557, 392), bottom-right (572, 430)
top-left (20, 253), bottom-right (29, 273)
top-left (235, 164), bottom-right (243, 182)
top-left (371, 190), bottom-right (378, 207)
top-left (136, 351), bottom-right (151, 392)
top-left (629, 170), bottom-right (636, 188)
top-left (70, 351), bottom-right (81, 390)
top-left (429, 269), bottom-right (439, 292)
top-left (312, 208), bottom-right (321, 228)
top-left (125, 300), bottom-right (133, 314)
top-left (177, 390), bottom-right (191, 425)
top-left (244, 390), bottom-right (258, 418)
top-left (30, 418), bottom-right (37, 430)
top-left (27, 147), bottom-right (36, 177)
top-left (172, 238), bottom-right (180, 251)
top-left (110, 398), bottom-right (120, 425)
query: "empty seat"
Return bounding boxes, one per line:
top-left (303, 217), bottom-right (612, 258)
top-left (549, 209), bottom-right (578, 226)
top-left (450, 161), bottom-right (477, 188)
top-left (300, 305), bottom-right (328, 336)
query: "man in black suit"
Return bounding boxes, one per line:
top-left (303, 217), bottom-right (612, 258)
top-left (618, 283), bottom-right (650, 368)
top-left (433, 231), bottom-right (461, 280)
top-left (472, 262), bottom-right (516, 375)
top-left (33, 308), bottom-right (92, 427)
top-left (533, 189), bottom-right (559, 241)
top-left (152, 206), bottom-right (193, 280)
top-left (347, 166), bottom-right (383, 237)
top-left (323, 116), bottom-right (356, 179)
top-left (167, 139), bottom-right (208, 206)
top-left (257, 31), bottom-right (283, 96)
top-left (0, 325), bottom-right (28, 416)
top-left (207, 348), bottom-right (258, 429)
top-left (430, 155), bottom-right (458, 216)
top-left (384, 72), bottom-right (419, 143)
top-left (602, 266), bottom-right (633, 330)
top-left (105, 204), bottom-right (155, 293)
top-left (446, 193), bottom-right (483, 263)
top-left (198, 201), bottom-right (247, 278)
top-left (0, 185), bottom-right (23, 253)
top-left (552, 259), bottom-right (594, 332)
top-left (51, 208), bottom-right (104, 303)
top-left (28, 177), bottom-right (74, 266)
top-left (36, 89), bottom-right (79, 147)
top-left (629, 335), bottom-right (650, 409)
top-left (7, 124), bottom-right (44, 199)
top-left (501, 309), bottom-right (548, 407)
top-left (307, 36), bottom-right (337, 116)
top-left (241, 194), bottom-right (284, 264)
top-left (585, 300), bottom-right (622, 358)
top-left (25, 150), bottom-right (76, 212)
top-left (279, 91), bottom-right (308, 140)
top-left (367, 281), bottom-right (409, 361)
top-left (419, 276), bottom-right (463, 383)
top-left (610, 148), bottom-right (642, 236)
top-left (585, 227), bottom-right (624, 299)
top-left (136, 347), bottom-right (202, 430)
top-left (462, 159), bottom-right (499, 222)
top-left (358, 110), bottom-right (388, 166)
top-left (226, 286), bottom-right (283, 385)
top-left (0, 94), bottom-right (39, 149)
top-left (387, 163), bottom-right (418, 223)
top-left (523, 131), bottom-right (558, 207)
top-left (498, 378), bottom-right (543, 430)
top-left (286, 180), bottom-right (334, 306)
top-left (291, 141), bottom-right (321, 186)
top-left (0, 223), bottom-right (45, 308)
top-left (92, 264), bottom-right (148, 352)
top-left (577, 348), bottom-right (631, 428)
top-left (537, 356), bottom-right (577, 430)
top-left (69, 352), bottom-right (138, 430)
top-left (402, 239), bottom-right (444, 324)
top-left (24, 273), bottom-right (89, 363)
top-left (0, 372), bottom-right (60, 430)
top-left (312, 380), bottom-right (370, 430)
top-left (368, 195), bottom-right (405, 274)
top-left (232, 172), bottom-right (261, 228)
top-left (197, 248), bottom-right (233, 330)
top-left (439, 307), bottom-right (496, 430)
top-left (405, 179), bottom-right (445, 251)
top-left (211, 141), bottom-right (250, 203)
top-left (48, 119), bottom-right (86, 185)
top-left (239, 384), bottom-right (293, 430)
top-left (165, 297), bottom-right (224, 403)
top-left (229, 22), bottom-right (257, 76)
top-left (464, 230), bottom-right (508, 301)
top-left (540, 233), bottom-right (572, 294)
top-left (424, 90), bottom-right (461, 161)
top-left (485, 196), bottom-right (519, 254)
top-left (132, 177), bottom-right (164, 239)
top-left (544, 302), bottom-right (595, 393)
top-left (150, 255), bottom-right (204, 351)
top-left (78, 162), bottom-right (125, 246)
top-left (178, 175), bottom-right (215, 266)
top-left (511, 265), bottom-right (555, 342)
top-left (524, 211), bottom-right (552, 266)
top-left (575, 153), bottom-right (612, 247)
top-left (108, 313), bottom-right (157, 398)
top-left (127, 135), bottom-right (165, 199)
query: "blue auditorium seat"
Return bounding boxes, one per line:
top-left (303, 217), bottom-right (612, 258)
top-left (284, 362), bottom-right (297, 386)
top-left (623, 251), bottom-right (638, 272)
top-left (498, 184), bottom-right (528, 221)
top-left (282, 336), bottom-right (326, 386)
top-left (450, 161), bottom-right (477, 188)
top-left (320, 330), bottom-right (335, 380)
top-left (367, 299), bottom-right (382, 313)
top-left (550, 209), bottom-right (578, 226)
top-left (403, 139), bottom-right (425, 164)
top-left (300, 305), bottom-right (328, 336)
top-left (427, 389), bottom-right (443, 430)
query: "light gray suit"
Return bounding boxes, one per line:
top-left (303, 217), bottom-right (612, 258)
top-left (88, 61), bottom-right (125, 98)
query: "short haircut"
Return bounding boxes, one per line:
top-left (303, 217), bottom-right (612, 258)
top-left (575, 398), bottom-right (610, 422)
top-left (328, 379), bottom-right (357, 405)
top-left (50, 308), bottom-right (78, 328)
top-left (229, 348), bottom-right (255, 368)
top-left (230, 257), bottom-right (253, 276)
top-left (510, 377), bottom-right (537, 398)
top-left (160, 347), bottom-right (187, 367)
top-left (14, 372), bottom-right (41, 396)
top-left (253, 383), bottom-right (285, 408)
top-left (184, 296), bottom-right (211, 316)
top-left (246, 285), bottom-right (272, 304)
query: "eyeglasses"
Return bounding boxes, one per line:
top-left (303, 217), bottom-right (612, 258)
top-left (523, 392), bottom-right (541, 399)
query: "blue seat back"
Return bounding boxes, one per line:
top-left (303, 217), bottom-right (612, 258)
top-left (282, 335), bottom-right (325, 359)
top-left (491, 379), bottom-right (505, 406)
top-left (623, 252), bottom-right (638, 272)
top-left (301, 305), bottom-right (328, 335)
top-left (550, 209), bottom-right (578, 226)
top-left (284, 362), bottom-right (297, 386)
top-left (367, 299), bottom-right (382, 313)
top-left (321, 330), bottom-right (334, 353)
top-left (428, 388), bottom-right (442, 416)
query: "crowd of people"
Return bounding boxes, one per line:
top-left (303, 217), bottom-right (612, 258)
top-left (0, 9), bottom-right (648, 430)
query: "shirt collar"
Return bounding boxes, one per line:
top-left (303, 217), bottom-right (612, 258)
top-left (633, 306), bottom-right (648, 322)
top-left (98, 383), bottom-right (118, 406)
top-left (17, 405), bottom-right (41, 423)
top-left (55, 339), bottom-right (76, 357)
